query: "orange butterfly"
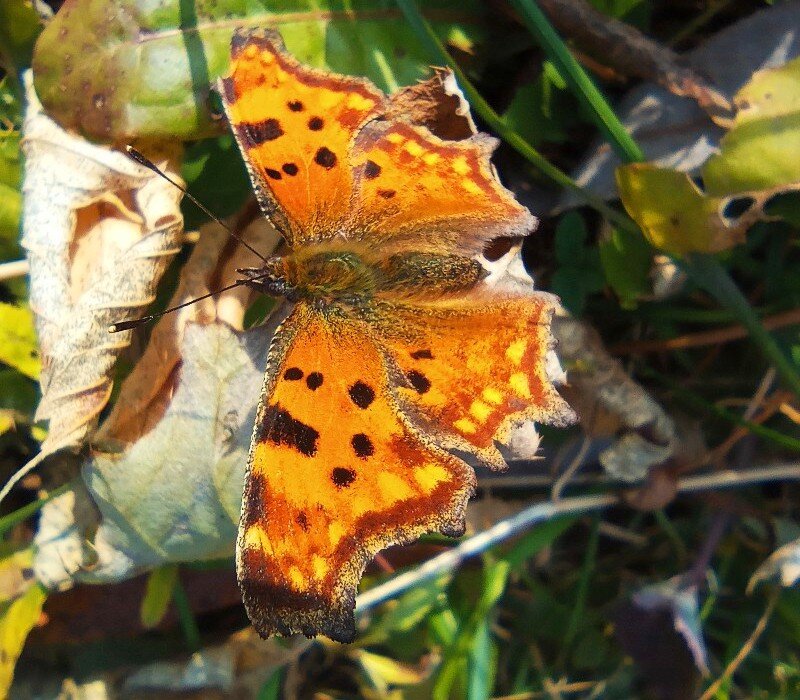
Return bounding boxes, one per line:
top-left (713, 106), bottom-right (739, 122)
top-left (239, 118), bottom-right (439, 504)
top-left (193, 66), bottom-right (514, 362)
top-left (219, 28), bottom-right (574, 643)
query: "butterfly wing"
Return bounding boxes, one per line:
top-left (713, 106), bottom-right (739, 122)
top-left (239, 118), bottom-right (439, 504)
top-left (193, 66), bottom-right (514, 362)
top-left (238, 303), bottom-right (474, 642)
top-left (219, 28), bottom-right (386, 245)
top-left (380, 294), bottom-right (575, 468)
top-left (347, 120), bottom-right (536, 255)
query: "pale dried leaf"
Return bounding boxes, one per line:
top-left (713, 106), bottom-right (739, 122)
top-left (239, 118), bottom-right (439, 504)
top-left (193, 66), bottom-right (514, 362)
top-left (20, 71), bottom-right (184, 452)
top-left (749, 536), bottom-right (800, 591)
top-left (553, 313), bottom-right (677, 482)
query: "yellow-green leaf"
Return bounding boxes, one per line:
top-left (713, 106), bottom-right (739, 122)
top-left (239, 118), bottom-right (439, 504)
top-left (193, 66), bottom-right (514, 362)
top-left (0, 581), bottom-right (46, 696)
top-left (616, 166), bottom-right (750, 256)
top-left (0, 303), bottom-right (40, 379)
top-left (140, 564), bottom-right (178, 629)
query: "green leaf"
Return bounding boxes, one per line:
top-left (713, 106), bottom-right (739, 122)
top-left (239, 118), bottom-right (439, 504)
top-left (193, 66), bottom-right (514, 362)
top-left (140, 564), bottom-right (179, 629)
top-left (0, 0), bottom-right (41, 74)
top-left (0, 578), bottom-right (46, 696)
top-left (0, 303), bottom-right (40, 380)
top-left (181, 134), bottom-right (251, 229)
top-left (555, 211), bottom-right (588, 264)
top-left (599, 226), bottom-right (653, 309)
top-left (551, 212), bottom-right (605, 315)
top-left (504, 516), bottom-right (577, 571)
top-left (502, 61), bottom-right (577, 147)
top-left (257, 668), bottom-right (284, 700)
top-left (360, 574), bottom-right (451, 644)
top-left (32, 0), bottom-right (485, 141)
top-left (467, 619), bottom-right (496, 700)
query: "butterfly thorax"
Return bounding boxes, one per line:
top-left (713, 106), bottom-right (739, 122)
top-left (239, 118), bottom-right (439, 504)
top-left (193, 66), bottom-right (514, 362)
top-left (241, 242), bottom-right (487, 307)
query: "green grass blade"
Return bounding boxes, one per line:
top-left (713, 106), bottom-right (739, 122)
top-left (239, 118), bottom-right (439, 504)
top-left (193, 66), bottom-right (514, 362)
top-left (507, 0), bottom-right (644, 163)
top-left (0, 482), bottom-right (72, 538)
top-left (171, 572), bottom-right (201, 652)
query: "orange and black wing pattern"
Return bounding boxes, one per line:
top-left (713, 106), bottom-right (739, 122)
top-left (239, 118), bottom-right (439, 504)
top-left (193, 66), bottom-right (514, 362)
top-left (219, 29), bottom-right (385, 246)
top-left (381, 294), bottom-right (575, 468)
top-left (347, 120), bottom-right (536, 255)
top-left (238, 304), bottom-right (474, 642)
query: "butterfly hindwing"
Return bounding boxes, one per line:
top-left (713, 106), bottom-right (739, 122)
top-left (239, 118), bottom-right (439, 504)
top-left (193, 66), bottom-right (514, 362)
top-left (380, 294), bottom-right (575, 468)
top-left (238, 303), bottom-right (475, 642)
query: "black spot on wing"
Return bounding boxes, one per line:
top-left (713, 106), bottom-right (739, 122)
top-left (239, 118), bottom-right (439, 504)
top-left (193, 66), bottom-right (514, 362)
top-left (314, 147), bottom-right (337, 169)
top-left (364, 160), bottom-right (381, 179)
top-left (306, 372), bottom-right (323, 390)
top-left (351, 433), bottom-right (374, 459)
top-left (282, 162), bottom-right (299, 176)
top-left (240, 118), bottom-right (283, 144)
top-left (296, 511), bottom-right (310, 531)
top-left (348, 381), bottom-right (375, 408)
top-left (378, 189), bottom-right (395, 199)
top-left (410, 349), bottom-right (433, 360)
top-left (262, 403), bottom-right (319, 457)
top-left (308, 116), bottom-right (324, 130)
top-left (288, 100), bottom-right (304, 112)
top-left (331, 467), bottom-right (356, 488)
top-left (265, 167), bottom-right (282, 180)
top-left (284, 367), bottom-right (303, 381)
top-left (407, 370), bottom-right (431, 394)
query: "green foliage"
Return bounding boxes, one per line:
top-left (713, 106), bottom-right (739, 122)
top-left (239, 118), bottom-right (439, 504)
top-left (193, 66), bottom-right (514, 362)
top-left (551, 212), bottom-right (605, 315)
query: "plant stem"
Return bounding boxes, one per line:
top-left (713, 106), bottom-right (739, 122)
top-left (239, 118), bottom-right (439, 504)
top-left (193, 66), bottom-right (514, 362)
top-left (683, 254), bottom-right (800, 399)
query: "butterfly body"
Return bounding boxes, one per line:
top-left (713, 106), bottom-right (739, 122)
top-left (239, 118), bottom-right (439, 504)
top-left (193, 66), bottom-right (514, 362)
top-left (220, 28), bottom-right (574, 643)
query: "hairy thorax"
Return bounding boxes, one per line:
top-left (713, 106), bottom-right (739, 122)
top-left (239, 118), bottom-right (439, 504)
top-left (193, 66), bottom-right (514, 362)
top-left (240, 241), bottom-right (487, 308)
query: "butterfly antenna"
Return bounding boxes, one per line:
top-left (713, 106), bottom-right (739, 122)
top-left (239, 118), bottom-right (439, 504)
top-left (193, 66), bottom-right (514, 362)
top-left (108, 280), bottom-right (249, 332)
top-left (125, 146), bottom-right (269, 263)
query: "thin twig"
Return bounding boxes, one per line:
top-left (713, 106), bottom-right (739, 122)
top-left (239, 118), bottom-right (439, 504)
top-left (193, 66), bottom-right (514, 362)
top-left (698, 590), bottom-right (779, 700)
top-left (0, 259), bottom-right (29, 281)
top-left (355, 463), bottom-right (800, 614)
top-left (551, 434), bottom-right (591, 500)
top-left (612, 308), bottom-right (800, 355)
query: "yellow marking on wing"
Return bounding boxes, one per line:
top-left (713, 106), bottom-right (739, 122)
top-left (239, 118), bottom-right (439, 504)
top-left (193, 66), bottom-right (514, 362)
top-left (312, 555), bottom-right (329, 580)
top-left (405, 141), bottom-right (424, 157)
top-left (244, 45), bottom-right (258, 59)
top-left (482, 387), bottom-right (504, 405)
top-left (243, 524), bottom-right (274, 556)
top-left (387, 132), bottom-right (405, 145)
top-left (509, 372), bottom-right (531, 399)
top-left (378, 471), bottom-right (416, 500)
top-left (328, 521), bottom-right (345, 546)
top-left (469, 399), bottom-right (493, 422)
top-left (454, 417), bottom-right (477, 434)
top-left (506, 339), bottom-right (527, 366)
top-left (452, 156), bottom-right (470, 175)
top-left (348, 93), bottom-right (376, 110)
top-left (414, 463), bottom-right (449, 491)
top-left (422, 152), bottom-right (441, 166)
top-left (462, 178), bottom-right (483, 195)
top-left (289, 566), bottom-right (305, 590)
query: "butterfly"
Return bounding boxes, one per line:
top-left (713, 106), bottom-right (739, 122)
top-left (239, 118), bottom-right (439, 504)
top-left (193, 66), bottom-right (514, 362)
top-left (218, 28), bottom-right (574, 643)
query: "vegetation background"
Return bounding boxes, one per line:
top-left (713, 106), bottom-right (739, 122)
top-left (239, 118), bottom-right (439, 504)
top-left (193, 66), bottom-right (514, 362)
top-left (1, 0), bottom-right (800, 697)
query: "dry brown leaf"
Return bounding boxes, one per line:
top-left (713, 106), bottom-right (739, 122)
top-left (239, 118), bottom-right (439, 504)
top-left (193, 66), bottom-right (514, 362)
top-left (553, 313), bottom-right (678, 482)
top-left (20, 72), bottom-right (184, 453)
